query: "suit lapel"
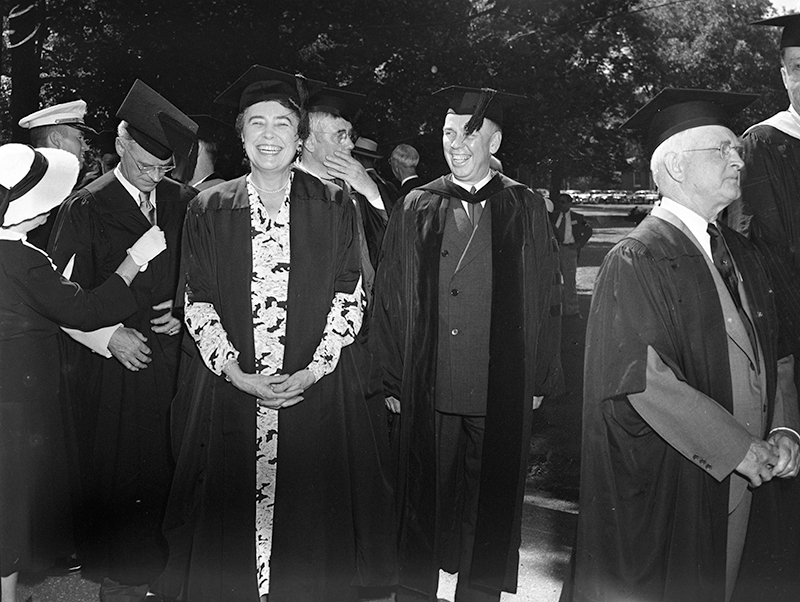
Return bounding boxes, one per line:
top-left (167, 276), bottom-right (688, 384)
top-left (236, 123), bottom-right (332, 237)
top-left (651, 206), bottom-right (758, 367)
top-left (92, 174), bottom-right (153, 232)
top-left (456, 203), bottom-right (491, 273)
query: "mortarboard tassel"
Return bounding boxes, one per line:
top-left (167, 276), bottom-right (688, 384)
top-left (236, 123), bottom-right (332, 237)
top-left (464, 88), bottom-right (497, 136)
top-left (295, 73), bottom-right (310, 140)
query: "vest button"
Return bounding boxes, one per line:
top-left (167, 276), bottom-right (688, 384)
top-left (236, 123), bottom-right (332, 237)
top-left (451, 289), bottom-right (459, 296)
top-left (451, 328), bottom-right (459, 336)
top-left (441, 249), bottom-right (449, 257)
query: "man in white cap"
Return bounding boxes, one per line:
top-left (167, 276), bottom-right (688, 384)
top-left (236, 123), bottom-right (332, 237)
top-left (20, 100), bottom-right (98, 250)
top-left (19, 99), bottom-right (96, 170)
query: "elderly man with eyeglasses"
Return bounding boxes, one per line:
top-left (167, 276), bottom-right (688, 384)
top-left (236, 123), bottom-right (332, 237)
top-left (564, 88), bottom-right (800, 602)
top-left (295, 88), bottom-right (389, 307)
top-left (46, 80), bottom-right (198, 597)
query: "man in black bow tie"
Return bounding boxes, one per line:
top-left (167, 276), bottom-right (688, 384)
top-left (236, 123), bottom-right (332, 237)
top-left (372, 86), bottom-right (562, 602)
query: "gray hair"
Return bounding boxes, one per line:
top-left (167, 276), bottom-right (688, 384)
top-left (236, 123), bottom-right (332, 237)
top-left (391, 144), bottom-right (419, 168)
top-left (650, 129), bottom-right (692, 193)
top-left (117, 121), bottom-right (134, 144)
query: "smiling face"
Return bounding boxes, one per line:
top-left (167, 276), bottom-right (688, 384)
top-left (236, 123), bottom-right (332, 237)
top-left (442, 112), bottom-right (502, 185)
top-left (241, 100), bottom-right (300, 176)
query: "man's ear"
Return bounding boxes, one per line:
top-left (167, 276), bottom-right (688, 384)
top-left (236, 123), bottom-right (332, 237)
top-left (48, 130), bottom-right (65, 150)
top-left (303, 133), bottom-right (317, 154)
top-left (489, 129), bottom-right (502, 155)
top-left (663, 152), bottom-right (685, 183)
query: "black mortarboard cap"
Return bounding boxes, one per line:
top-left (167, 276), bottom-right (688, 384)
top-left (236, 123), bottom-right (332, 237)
top-left (189, 114), bottom-right (233, 143)
top-left (214, 65), bottom-right (326, 113)
top-left (622, 88), bottom-right (758, 155)
top-left (93, 130), bottom-right (118, 155)
top-left (432, 86), bottom-right (526, 133)
top-left (307, 88), bottom-right (366, 125)
top-left (116, 79), bottom-right (198, 161)
top-left (753, 14), bottom-right (800, 48)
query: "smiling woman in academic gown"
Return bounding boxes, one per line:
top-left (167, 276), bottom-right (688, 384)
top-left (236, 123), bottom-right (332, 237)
top-left (155, 66), bottom-right (396, 602)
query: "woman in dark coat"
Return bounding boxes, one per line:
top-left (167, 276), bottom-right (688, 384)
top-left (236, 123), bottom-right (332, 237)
top-left (156, 66), bottom-right (396, 602)
top-left (0, 144), bottom-right (166, 601)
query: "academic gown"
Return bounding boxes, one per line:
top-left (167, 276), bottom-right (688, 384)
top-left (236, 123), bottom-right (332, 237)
top-left (571, 215), bottom-right (787, 602)
top-left (734, 122), bottom-right (800, 601)
top-left (395, 175), bottom-right (423, 204)
top-left (0, 239), bottom-right (137, 576)
top-left (740, 124), bottom-right (800, 358)
top-left (46, 171), bottom-right (197, 585)
top-left (157, 171), bottom-right (397, 602)
top-left (373, 173), bottom-right (562, 595)
top-left (366, 168), bottom-right (398, 216)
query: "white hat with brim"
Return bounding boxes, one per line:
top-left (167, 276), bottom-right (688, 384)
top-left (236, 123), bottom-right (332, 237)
top-left (0, 144), bottom-right (79, 227)
top-left (18, 99), bottom-right (99, 135)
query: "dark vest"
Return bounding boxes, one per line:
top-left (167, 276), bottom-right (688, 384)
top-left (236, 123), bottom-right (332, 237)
top-left (435, 200), bottom-right (493, 415)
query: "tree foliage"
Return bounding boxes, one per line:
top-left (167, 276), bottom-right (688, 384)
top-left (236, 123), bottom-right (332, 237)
top-left (0, 0), bottom-right (788, 188)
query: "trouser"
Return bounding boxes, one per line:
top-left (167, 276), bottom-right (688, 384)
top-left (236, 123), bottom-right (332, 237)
top-left (726, 487), bottom-right (752, 602)
top-left (397, 412), bottom-right (500, 602)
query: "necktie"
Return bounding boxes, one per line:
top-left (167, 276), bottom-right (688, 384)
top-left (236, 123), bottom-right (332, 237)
top-left (707, 223), bottom-right (759, 364)
top-left (466, 186), bottom-right (482, 228)
top-left (139, 191), bottom-right (155, 225)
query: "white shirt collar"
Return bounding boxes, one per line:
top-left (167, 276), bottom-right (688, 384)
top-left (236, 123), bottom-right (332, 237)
top-left (114, 164), bottom-right (156, 205)
top-left (452, 170), bottom-right (494, 192)
top-left (0, 229), bottom-right (26, 241)
top-left (293, 160), bottom-right (324, 181)
top-left (658, 197), bottom-right (713, 259)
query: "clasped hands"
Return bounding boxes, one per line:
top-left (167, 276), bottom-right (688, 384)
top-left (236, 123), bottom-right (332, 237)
top-left (224, 361), bottom-right (316, 410)
top-left (735, 431), bottom-right (800, 488)
top-left (109, 299), bottom-right (182, 371)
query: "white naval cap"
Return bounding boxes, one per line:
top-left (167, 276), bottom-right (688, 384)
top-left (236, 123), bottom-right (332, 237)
top-left (18, 99), bottom-right (98, 134)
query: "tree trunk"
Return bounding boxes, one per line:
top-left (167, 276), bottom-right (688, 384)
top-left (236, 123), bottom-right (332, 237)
top-left (549, 161), bottom-right (564, 207)
top-left (9, 0), bottom-right (43, 143)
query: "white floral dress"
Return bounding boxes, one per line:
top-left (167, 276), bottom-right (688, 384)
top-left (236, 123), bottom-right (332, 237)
top-left (184, 172), bottom-right (364, 596)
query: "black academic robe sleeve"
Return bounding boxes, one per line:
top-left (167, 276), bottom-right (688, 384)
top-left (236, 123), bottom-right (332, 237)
top-left (5, 242), bottom-right (136, 332)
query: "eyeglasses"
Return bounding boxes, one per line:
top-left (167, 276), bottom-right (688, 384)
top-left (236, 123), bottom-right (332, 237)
top-left (681, 140), bottom-right (744, 161)
top-left (129, 154), bottom-right (174, 175)
top-left (311, 128), bottom-right (357, 145)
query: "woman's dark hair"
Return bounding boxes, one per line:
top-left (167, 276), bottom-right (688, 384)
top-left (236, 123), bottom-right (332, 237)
top-left (234, 97), bottom-right (306, 139)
